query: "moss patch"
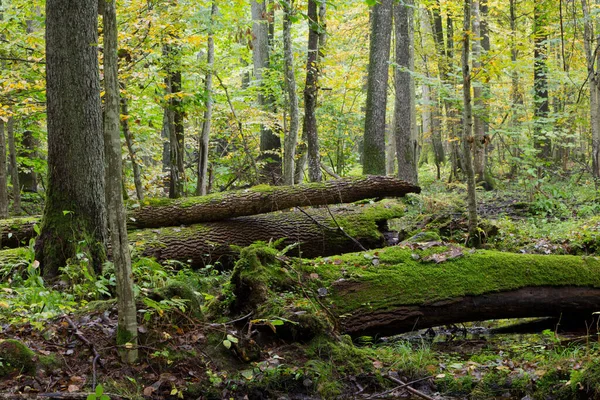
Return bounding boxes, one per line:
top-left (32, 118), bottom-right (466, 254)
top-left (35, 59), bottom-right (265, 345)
top-left (302, 246), bottom-right (600, 315)
top-left (0, 339), bottom-right (36, 377)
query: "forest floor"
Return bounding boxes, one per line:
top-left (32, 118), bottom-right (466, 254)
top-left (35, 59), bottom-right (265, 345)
top-left (2, 167), bottom-right (600, 399)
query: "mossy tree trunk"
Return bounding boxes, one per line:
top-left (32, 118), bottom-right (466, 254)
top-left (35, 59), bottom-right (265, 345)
top-left (103, 0), bottom-right (138, 363)
top-left (226, 244), bottom-right (600, 339)
top-left (36, 0), bottom-right (108, 279)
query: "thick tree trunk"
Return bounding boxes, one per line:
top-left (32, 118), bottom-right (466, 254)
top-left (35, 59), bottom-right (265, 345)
top-left (136, 202), bottom-right (402, 267)
top-left (102, 0), bottom-right (137, 363)
top-left (461, 0), bottom-right (479, 247)
top-left (303, 0), bottom-right (322, 183)
top-left (132, 175), bottom-right (420, 228)
top-left (37, 0), bottom-right (108, 279)
top-left (196, 1), bottom-right (217, 196)
top-left (583, 0), bottom-right (600, 179)
top-left (393, 0), bottom-right (418, 185)
top-left (363, 0), bottom-right (392, 176)
top-left (229, 244), bottom-right (600, 338)
top-left (282, 0), bottom-right (299, 186)
top-left (0, 119), bottom-right (8, 219)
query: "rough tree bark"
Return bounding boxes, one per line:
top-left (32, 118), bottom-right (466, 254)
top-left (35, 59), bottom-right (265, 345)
top-left (102, 0), bottom-right (137, 363)
top-left (303, 0), bottom-right (322, 183)
top-left (282, 0), bottom-right (299, 186)
top-left (461, 0), bottom-right (480, 247)
top-left (393, 0), bottom-right (418, 184)
top-left (137, 202), bottom-right (403, 267)
top-left (363, 0), bottom-right (393, 176)
top-left (36, 0), bottom-right (108, 279)
top-left (582, 0), bottom-right (600, 179)
top-left (0, 119), bottom-right (8, 219)
top-left (471, 0), bottom-right (485, 184)
top-left (196, 1), bottom-right (217, 196)
top-left (132, 175), bottom-right (420, 228)
top-left (7, 118), bottom-right (20, 215)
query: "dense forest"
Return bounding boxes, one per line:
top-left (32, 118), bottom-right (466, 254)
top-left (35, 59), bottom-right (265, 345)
top-left (2, 0), bottom-right (600, 399)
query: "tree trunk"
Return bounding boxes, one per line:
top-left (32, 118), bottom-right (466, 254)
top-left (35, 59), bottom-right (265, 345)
top-left (0, 119), bottom-right (8, 219)
top-left (282, 0), bottom-right (299, 186)
top-left (196, 1), bottom-right (217, 196)
top-left (37, 0), bottom-right (107, 279)
top-left (137, 202), bottom-right (403, 268)
top-left (583, 0), bottom-right (600, 179)
top-left (102, 0), bottom-right (137, 363)
top-left (132, 175), bottom-right (420, 229)
top-left (228, 244), bottom-right (600, 338)
top-left (533, 0), bottom-right (551, 161)
top-left (120, 88), bottom-right (144, 202)
top-left (471, 0), bottom-right (485, 184)
top-left (363, 0), bottom-right (392, 176)
top-left (461, 0), bottom-right (479, 247)
top-left (303, 0), bottom-right (322, 183)
top-left (393, 0), bottom-right (418, 185)
top-left (18, 130), bottom-right (38, 193)
top-left (252, 0), bottom-right (282, 184)
top-left (7, 118), bottom-right (21, 215)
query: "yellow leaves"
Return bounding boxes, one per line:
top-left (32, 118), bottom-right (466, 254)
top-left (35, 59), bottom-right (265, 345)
top-left (186, 35), bottom-right (204, 47)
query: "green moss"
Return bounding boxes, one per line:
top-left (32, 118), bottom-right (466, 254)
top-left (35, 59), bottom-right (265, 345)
top-left (334, 202), bottom-right (404, 239)
top-left (0, 339), bottom-right (36, 377)
top-left (304, 246), bottom-right (600, 315)
top-left (579, 359), bottom-right (600, 397)
top-left (403, 231), bottom-right (442, 243)
top-left (155, 281), bottom-right (203, 319)
top-left (436, 375), bottom-right (476, 397)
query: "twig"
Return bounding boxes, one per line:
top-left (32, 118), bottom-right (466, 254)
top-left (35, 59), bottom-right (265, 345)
top-left (62, 315), bottom-right (104, 386)
top-left (385, 373), bottom-right (435, 400)
top-left (368, 375), bottom-right (434, 399)
top-left (208, 312), bottom-right (253, 329)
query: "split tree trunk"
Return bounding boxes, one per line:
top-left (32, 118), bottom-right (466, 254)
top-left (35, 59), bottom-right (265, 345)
top-left (132, 175), bottom-right (420, 228)
top-left (0, 176), bottom-right (421, 247)
top-left (136, 202), bottom-right (403, 267)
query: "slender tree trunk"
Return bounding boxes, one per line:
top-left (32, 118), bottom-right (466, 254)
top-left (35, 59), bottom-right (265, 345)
top-left (533, 0), bottom-right (551, 161)
top-left (0, 119), bottom-right (8, 219)
top-left (102, 0), bottom-right (137, 363)
top-left (393, 0), bottom-right (418, 184)
top-left (6, 118), bottom-right (20, 214)
top-left (363, 0), bottom-right (393, 175)
top-left (583, 0), bottom-right (600, 179)
top-left (462, 0), bottom-right (480, 247)
top-left (471, 0), bottom-right (485, 183)
top-left (303, 0), bottom-right (322, 182)
top-left (120, 90), bottom-right (144, 201)
top-left (37, 0), bottom-right (108, 278)
top-left (196, 2), bottom-right (217, 195)
top-left (252, 0), bottom-right (282, 184)
top-left (18, 130), bottom-right (38, 193)
top-left (282, 0), bottom-right (299, 186)
top-left (386, 120), bottom-right (396, 175)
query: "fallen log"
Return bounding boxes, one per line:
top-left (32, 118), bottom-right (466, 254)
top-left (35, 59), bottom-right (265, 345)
top-left (130, 175), bottom-right (420, 229)
top-left (134, 202), bottom-right (403, 268)
top-left (224, 243), bottom-right (600, 339)
top-left (0, 217), bottom-right (37, 248)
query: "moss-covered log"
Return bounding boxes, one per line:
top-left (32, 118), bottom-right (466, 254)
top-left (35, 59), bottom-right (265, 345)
top-left (130, 175), bottom-right (420, 229)
top-left (134, 202), bottom-right (403, 268)
top-left (223, 244), bottom-right (600, 339)
top-left (0, 217), bottom-right (37, 248)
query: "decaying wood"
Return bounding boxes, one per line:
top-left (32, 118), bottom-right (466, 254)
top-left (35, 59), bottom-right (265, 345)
top-left (135, 203), bottom-right (403, 268)
top-left (130, 175), bottom-right (420, 229)
top-left (0, 217), bottom-right (37, 248)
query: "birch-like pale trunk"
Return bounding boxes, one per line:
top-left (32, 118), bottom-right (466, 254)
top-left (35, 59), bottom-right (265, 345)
top-left (103, 0), bottom-right (138, 363)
